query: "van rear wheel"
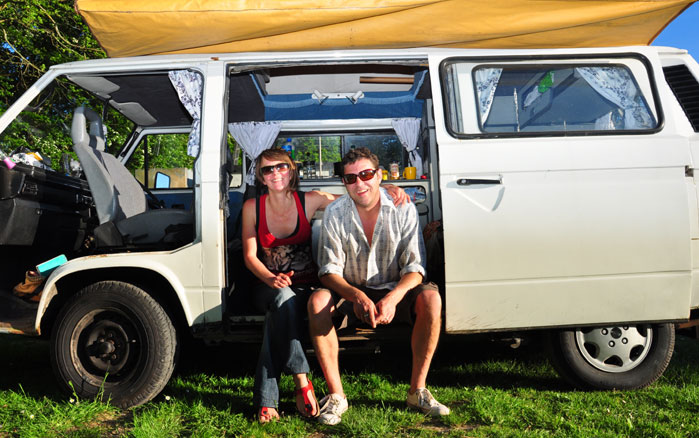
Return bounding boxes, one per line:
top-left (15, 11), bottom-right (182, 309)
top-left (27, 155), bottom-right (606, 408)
top-left (548, 323), bottom-right (674, 390)
top-left (50, 281), bottom-right (177, 408)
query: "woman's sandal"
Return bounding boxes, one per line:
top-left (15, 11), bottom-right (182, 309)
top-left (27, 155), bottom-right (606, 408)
top-left (295, 380), bottom-right (319, 418)
top-left (258, 406), bottom-right (279, 424)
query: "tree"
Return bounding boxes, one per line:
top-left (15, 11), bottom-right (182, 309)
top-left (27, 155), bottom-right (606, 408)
top-left (0, 0), bottom-right (108, 168)
top-left (0, 0), bottom-right (104, 108)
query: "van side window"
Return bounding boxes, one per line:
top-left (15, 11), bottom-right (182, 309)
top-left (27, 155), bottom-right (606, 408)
top-left (445, 62), bottom-right (657, 135)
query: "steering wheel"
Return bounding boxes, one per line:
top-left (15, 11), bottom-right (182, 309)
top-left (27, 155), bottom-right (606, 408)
top-left (138, 180), bottom-right (165, 209)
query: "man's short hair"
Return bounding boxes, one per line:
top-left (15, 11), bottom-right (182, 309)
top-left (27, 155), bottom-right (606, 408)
top-left (341, 147), bottom-right (379, 170)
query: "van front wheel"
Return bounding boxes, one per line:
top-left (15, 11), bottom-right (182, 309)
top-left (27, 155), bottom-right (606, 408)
top-left (50, 281), bottom-right (177, 408)
top-left (548, 323), bottom-right (675, 390)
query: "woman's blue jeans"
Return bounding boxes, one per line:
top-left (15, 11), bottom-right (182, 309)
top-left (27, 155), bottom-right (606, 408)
top-left (251, 282), bottom-right (312, 408)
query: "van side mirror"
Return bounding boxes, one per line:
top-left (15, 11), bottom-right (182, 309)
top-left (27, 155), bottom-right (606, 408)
top-left (154, 171), bottom-right (171, 189)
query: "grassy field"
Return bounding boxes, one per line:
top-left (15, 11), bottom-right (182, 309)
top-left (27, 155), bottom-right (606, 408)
top-left (1, 331), bottom-right (698, 437)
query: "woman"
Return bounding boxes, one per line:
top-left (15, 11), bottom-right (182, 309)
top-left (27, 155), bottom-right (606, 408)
top-left (242, 148), bottom-right (407, 423)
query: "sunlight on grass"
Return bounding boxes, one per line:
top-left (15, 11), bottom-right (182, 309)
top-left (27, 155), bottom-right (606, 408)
top-left (0, 386), bottom-right (117, 437)
top-left (1, 334), bottom-right (699, 436)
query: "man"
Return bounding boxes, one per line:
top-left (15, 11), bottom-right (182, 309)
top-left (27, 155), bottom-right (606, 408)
top-left (308, 147), bottom-right (449, 426)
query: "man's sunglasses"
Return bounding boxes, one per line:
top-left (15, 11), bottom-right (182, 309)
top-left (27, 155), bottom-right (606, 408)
top-left (342, 168), bottom-right (379, 184)
top-left (260, 162), bottom-right (290, 176)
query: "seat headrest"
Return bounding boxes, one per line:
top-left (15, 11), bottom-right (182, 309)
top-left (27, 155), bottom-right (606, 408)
top-left (72, 106), bottom-right (106, 151)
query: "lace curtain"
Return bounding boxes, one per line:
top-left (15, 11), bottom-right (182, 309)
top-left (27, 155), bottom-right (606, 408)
top-left (391, 118), bottom-right (423, 177)
top-left (168, 70), bottom-right (203, 157)
top-left (576, 67), bottom-right (654, 130)
top-left (227, 121), bottom-right (282, 185)
top-left (475, 68), bottom-right (503, 123)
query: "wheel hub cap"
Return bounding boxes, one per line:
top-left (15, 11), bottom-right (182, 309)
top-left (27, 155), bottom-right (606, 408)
top-left (575, 325), bottom-right (652, 373)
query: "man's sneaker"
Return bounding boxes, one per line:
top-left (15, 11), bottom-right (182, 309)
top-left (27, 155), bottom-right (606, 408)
top-left (406, 388), bottom-right (450, 416)
top-left (317, 393), bottom-right (348, 425)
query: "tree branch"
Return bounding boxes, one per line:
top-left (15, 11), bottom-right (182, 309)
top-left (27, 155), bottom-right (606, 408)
top-left (2, 28), bottom-right (42, 75)
top-left (36, 2), bottom-right (101, 57)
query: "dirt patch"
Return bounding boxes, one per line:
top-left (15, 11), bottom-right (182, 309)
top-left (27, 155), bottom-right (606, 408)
top-left (68, 410), bottom-right (134, 437)
top-left (100, 410), bottom-right (134, 436)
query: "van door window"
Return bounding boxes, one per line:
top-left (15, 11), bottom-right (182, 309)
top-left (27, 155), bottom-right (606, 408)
top-left (444, 61), bottom-right (658, 135)
top-left (130, 133), bottom-right (194, 189)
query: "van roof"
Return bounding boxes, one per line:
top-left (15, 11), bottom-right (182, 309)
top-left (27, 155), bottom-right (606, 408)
top-left (49, 45), bottom-right (687, 73)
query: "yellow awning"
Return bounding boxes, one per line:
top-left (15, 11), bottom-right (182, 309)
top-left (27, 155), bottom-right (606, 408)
top-left (74, 0), bottom-right (696, 58)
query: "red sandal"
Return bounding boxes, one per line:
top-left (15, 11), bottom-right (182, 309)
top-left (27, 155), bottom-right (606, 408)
top-left (295, 380), bottom-right (319, 418)
top-left (258, 406), bottom-right (279, 423)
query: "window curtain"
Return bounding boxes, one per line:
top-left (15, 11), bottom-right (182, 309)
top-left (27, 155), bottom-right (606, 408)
top-left (227, 121), bottom-right (282, 185)
top-left (575, 67), bottom-right (654, 130)
top-left (594, 112), bottom-right (615, 130)
top-left (594, 108), bottom-right (625, 130)
top-left (475, 68), bottom-right (503, 123)
top-left (168, 71), bottom-right (203, 157)
top-left (391, 118), bottom-right (423, 177)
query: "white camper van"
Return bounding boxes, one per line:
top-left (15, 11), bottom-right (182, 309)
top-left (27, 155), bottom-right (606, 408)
top-left (1, 44), bottom-right (699, 407)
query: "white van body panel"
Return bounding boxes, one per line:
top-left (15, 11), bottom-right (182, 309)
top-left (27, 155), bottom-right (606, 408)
top-left (35, 244), bottom-right (206, 331)
top-left (428, 48), bottom-right (693, 332)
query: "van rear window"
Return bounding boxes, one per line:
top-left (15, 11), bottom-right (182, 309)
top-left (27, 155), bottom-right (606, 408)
top-left (444, 62), bottom-right (657, 135)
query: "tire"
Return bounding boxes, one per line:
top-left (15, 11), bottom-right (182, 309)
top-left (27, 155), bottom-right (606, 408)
top-left (548, 323), bottom-right (675, 390)
top-left (50, 281), bottom-right (177, 408)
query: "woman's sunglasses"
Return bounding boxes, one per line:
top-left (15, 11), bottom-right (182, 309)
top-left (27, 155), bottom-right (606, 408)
top-left (342, 168), bottom-right (378, 184)
top-left (260, 162), bottom-right (291, 176)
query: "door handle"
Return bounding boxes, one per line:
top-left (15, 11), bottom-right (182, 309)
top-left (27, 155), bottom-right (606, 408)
top-left (457, 178), bottom-right (502, 186)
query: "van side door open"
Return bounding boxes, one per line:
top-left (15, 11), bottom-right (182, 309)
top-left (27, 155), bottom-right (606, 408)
top-left (430, 50), bottom-right (692, 333)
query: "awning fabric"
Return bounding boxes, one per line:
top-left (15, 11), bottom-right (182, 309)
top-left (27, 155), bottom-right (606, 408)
top-left (74, 0), bottom-right (696, 58)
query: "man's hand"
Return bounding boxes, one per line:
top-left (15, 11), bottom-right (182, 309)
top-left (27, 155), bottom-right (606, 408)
top-left (382, 184), bottom-right (411, 206)
top-left (266, 271), bottom-right (294, 289)
top-left (353, 293), bottom-right (378, 328)
top-left (376, 295), bottom-right (398, 325)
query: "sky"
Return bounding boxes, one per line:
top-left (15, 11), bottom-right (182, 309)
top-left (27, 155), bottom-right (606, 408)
top-left (653, 2), bottom-right (699, 58)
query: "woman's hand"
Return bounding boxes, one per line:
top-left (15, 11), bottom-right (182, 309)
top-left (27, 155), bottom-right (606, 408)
top-left (266, 271), bottom-right (294, 289)
top-left (383, 184), bottom-right (411, 206)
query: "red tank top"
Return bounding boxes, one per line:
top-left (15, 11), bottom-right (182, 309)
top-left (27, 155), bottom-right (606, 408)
top-left (256, 191), bottom-right (316, 283)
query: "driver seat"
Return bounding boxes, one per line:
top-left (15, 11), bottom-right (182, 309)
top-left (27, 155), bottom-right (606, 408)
top-left (71, 106), bottom-right (193, 247)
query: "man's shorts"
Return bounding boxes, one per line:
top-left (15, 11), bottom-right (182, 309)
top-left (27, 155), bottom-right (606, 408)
top-left (330, 282), bottom-right (439, 329)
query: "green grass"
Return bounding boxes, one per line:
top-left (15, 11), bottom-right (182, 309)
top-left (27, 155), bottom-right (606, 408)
top-left (1, 332), bottom-right (699, 437)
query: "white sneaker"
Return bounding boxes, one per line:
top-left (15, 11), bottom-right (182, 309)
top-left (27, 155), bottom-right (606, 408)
top-left (406, 388), bottom-right (450, 416)
top-left (317, 393), bottom-right (348, 425)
